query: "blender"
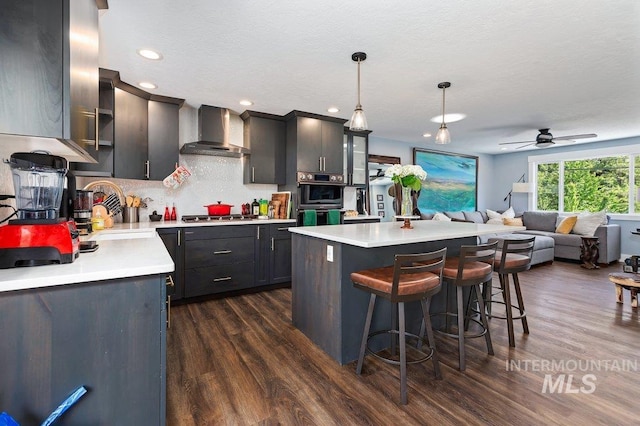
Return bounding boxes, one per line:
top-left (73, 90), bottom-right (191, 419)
top-left (0, 152), bottom-right (80, 268)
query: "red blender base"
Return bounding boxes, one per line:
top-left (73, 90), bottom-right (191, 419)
top-left (0, 219), bottom-right (80, 269)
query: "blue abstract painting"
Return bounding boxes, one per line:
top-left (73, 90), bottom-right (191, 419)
top-left (413, 149), bottom-right (477, 214)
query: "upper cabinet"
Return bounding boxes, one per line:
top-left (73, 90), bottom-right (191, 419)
top-left (241, 111), bottom-right (286, 184)
top-left (343, 129), bottom-right (371, 186)
top-left (73, 69), bottom-right (183, 180)
top-left (285, 111), bottom-right (347, 175)
top-left (0, 0), bottom-right (104, 162)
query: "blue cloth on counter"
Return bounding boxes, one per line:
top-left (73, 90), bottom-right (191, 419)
top-left (303, 210), bottom-right (317, 226)
top-left (327, 209), bottom-right (341, 225)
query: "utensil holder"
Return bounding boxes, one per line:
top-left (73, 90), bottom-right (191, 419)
top-left (123, 207), bottom-right (139, 223)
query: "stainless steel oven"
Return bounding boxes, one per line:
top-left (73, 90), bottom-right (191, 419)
top-left (296, 171), bottom-right (345, 225)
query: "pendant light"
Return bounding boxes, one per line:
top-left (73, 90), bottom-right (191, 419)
top-left (435, 81), bottom-right (451, 144)
top-left (349, 52), bottom-right (368, 131)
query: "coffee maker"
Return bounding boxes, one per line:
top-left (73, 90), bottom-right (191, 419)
top-left (0, 152), bottom-right (80, 268)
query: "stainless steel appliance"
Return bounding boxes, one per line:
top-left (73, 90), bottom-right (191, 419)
top-left (296, 171), bottom-right (345, 225)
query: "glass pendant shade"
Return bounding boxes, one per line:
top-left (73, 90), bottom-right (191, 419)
top-left (349, 106), bottom-right (367, 131)
top-left (435, 123), bottom-right (451, 144)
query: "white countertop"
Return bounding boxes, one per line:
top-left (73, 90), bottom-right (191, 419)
top-left (289, 220), bottom-right (524, 248)
top-left (343, 215), bottom-right (381, 221)
top-left (0, 233), bottom-right (174, 293)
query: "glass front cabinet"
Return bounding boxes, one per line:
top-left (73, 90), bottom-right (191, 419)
top-left (343, 129), bottom-right (371, 186)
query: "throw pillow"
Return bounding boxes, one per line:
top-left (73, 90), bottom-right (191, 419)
top-left (556, 215), bottom-right (578, 234)
top-left (463, 211), bottom-right (486, 224)
top-left (503, 217), bottom-right (524, 226)
top-left (486, 207), bottom-right (515, 225)
top-left (572, 210), bottom-right (607, 236)
top-left (522, 211), bottom-right (559, 232)
top-left (432, 212), bottom-right (452, 221)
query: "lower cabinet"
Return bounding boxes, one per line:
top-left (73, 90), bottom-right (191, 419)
top-left (0, 275), bottom-right (167, 425)
top-left (158, 228), bottom-right (184, 302)
top-left (256, 223), bottom-right (295, 286)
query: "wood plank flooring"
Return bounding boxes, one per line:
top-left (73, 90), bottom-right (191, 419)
top-left (166, 261), bottom-right (640, 425)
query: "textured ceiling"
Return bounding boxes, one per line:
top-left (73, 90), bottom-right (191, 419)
top-left (98, 0), bottom-right (640, 154)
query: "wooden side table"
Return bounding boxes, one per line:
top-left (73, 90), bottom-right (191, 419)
top-left (580, 236), bottom-right (599, 269)
top-left (608, 272), bottom-right (640, 308)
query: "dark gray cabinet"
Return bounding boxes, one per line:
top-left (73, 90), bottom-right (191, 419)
top-left (183, 226), bottom-right (256, 297)
top-left (0, 275), bottom-right (167, 425)
top-left (255, 223), bottom-right (295, 286)
top-left (0, 0), bottom-right (103, 162)
top-left (158, 228), bottom-right (184, 301)
top-left (72, 69), bottom-right (183, 180)
top-left (241, 111), bottom-right (286, 184)
top-left (285, 111), bottom-right (347, 174)
top-left (343, 129), bottom-right (371, 186)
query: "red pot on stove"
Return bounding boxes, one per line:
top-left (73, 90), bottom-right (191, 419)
top-left (204, 202), bottom-right (233, 216)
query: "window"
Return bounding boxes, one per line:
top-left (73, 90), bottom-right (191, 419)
top-left (534, 152), bottom-right (639, 214)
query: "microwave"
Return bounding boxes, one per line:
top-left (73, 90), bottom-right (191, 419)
top-left (297, 172), bottom-right (344, 209)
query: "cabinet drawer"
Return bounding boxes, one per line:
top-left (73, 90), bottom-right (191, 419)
top-left (184, 262), bottom-right (255, 297)
top-left (183, 225), bottom-right (256, 241)
top-left (185, 236), bottom-right (254, 268)
top-left (270, 223), bottom-right (295, 238)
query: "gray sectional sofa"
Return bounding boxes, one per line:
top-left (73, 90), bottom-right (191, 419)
top-left (426, 210), bottom-right (621, 265)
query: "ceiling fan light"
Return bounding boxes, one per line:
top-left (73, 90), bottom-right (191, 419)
top-left (349, 106), bottom-right (368, 131)
top-left (435, 124), bottom-right (451, 144)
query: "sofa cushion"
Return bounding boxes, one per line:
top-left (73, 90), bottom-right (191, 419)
top-left (463, 211), bottom-right (485, 224)
top-left (444, 211), bottom-right (466, 221)
top-left (556, 215), bottom-right (578, 234)
top-left (432, 212), bottom-right (452, 221)
top-left (552, 233), bottom-right (583, 247)
top-left (572, 210), bottom-right (607, 236)
top-left (522, 211), bottom-right (558, 232)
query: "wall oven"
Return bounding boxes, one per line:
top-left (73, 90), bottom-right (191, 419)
top-left (296, 171), bottom-right (345, 225)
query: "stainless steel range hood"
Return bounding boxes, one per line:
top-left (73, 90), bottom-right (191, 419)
top-left (180, 105), bottom-right (250, 157)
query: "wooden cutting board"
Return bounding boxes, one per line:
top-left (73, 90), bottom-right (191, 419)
top-left (271, 192), bottom-right (290, 219)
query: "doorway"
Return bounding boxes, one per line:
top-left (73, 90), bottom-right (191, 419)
top-left (368, 154), bottom-right (400, 222)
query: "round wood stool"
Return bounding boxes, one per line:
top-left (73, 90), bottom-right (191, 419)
top-left (608, 272), bottom-right (640, 308)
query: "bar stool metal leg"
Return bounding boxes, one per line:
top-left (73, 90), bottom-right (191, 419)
top-left (501, 273), bottom-right (516, 347)
top-left (513, 273), bottom-right (529, 334)
top-left (456, 286), bottom-right (466, 371)
top-left (474, 284), bottom-right (494, 355)
top-left (399, 302), bottom-right (407, 405)
top-left (356, 293), bottom-right (376, 375)
top-left (420, 298), bottom-right (442, 379)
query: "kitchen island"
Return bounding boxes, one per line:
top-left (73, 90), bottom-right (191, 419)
top-left (0, 233), bottom-right (173, 425)
top-left (289, 220), bottom-right (524, 365)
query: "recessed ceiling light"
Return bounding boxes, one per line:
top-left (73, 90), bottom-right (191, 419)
top-left (430, 113), bottom-right (467, 123)
top-left (137, 49), bottom-right (163, 60)
top-left (500, 147), bottom-right (508, 151)
top-left (422, 132), bottom-right (432, 138)
top-left (139, 82), bottom-right (157, 89)
top-left (327, 107), bottom-right (340, 113)
top-left (239, 100), bottom-right (253, 106)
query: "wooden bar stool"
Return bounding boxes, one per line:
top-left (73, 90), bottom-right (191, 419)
top-left (433, 241), bottom-right (498, 371)
top-left (351, 248), bottom-right (447, 405)
top-left (481, 237), bottom-right (534, 347)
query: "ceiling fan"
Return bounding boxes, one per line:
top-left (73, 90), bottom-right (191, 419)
top-left (499, 128), bottom-right (597, 149)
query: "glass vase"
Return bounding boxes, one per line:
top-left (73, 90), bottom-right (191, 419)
top-left (401, 186), bottom-right (412, 216)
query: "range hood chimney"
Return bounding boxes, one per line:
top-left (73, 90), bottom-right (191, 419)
top-left (180, 105), bottom-right (250, 157)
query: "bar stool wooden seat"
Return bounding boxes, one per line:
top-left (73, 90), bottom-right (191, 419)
top-left (351, 248), bottom-right (447, 405)
top-left (432, 241), bottom-right (498, 371)
top-left (482, 236), bottom-right (535, 347)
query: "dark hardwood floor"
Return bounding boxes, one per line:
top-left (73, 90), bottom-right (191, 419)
top-left (166, 261), bottom-right (640, 425)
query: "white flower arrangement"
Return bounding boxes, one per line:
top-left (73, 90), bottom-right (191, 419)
top-left (384, 164), bottom-right (427, 190)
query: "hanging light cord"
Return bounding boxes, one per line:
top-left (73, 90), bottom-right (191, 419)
top-left (356, 58), bottom-right (362, 108)
top-left (441, 85), bottom-right (446, 126)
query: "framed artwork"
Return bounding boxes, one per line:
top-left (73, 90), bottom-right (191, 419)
top-left (378, 211), bottom-right (385, 218)
top-left (377, 202), bottom-right (384, 210)
top-left (376, 194), bottom-right (384, 201)
top-left (413, 148), bottom-right (478, 214)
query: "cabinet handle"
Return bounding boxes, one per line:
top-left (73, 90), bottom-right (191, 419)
top-left (184, 231), bottom-right (194, 235)
top-left (252, 166), bottom-right (255, 183)
top-left (277, 227), bottom-right (289, 231)
top-left (257, 227), bottom-right (260, 240)
top-left (213, 250), bottom-right (232, 255)
top-left (145, 160), bottom-right (150, 179)
top-left (166, 295), bottom-right (171, 329)
top-left (166, 275), bottom-right (175, 287)
top-left (271, 237), bottom-right (274, 251)
top-left (177, 230), bottom-right (181, 246)
top-left (323, 157), bottom-right (326, 171)
top-left (94, 107), bottom-right (99, 151)
top-left (319, 157), bottom-right (322, 171)
top-left (213, 277), bottom-right (232, 282)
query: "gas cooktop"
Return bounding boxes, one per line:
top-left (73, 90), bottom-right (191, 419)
top-left (181, 214), bottom-right (255, 223)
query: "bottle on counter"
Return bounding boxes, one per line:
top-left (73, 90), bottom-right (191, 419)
top-left (259, 199), bottom-right (268, 217)
top-left (91, 209), bottom-right (105, 231)
top-left (252, 199), bottom-right (260, 216)
top-left (170, 203), bottom-right (177, 221)
top-left (164, 205), bottom-right (170, 221)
